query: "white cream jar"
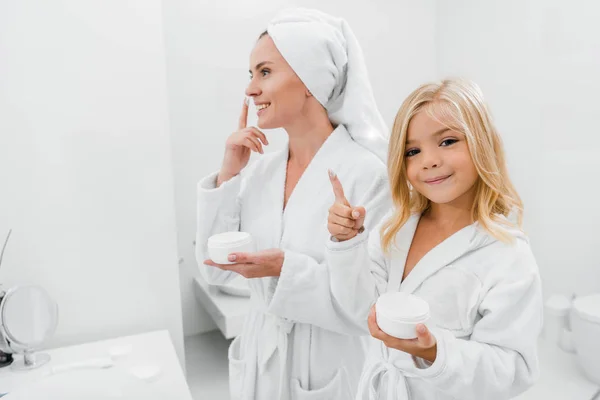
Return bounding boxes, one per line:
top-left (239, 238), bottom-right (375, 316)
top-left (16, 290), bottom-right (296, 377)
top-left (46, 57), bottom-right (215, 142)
top-left (375, 292), bottom-right (431, 339)
top-left (207, 232), bottom-right (255, 264)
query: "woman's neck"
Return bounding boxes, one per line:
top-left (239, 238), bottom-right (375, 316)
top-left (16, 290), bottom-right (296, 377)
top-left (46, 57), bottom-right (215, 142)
top-left (284, 115), bottom-right (334, 168)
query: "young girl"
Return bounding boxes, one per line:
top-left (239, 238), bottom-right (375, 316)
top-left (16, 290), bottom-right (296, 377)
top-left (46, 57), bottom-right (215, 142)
top-left (325, 79), bottom-right (543, 400)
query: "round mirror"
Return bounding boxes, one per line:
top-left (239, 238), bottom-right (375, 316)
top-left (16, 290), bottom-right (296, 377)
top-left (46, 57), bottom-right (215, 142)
top-left (0, 285), bottom-right (58, 371)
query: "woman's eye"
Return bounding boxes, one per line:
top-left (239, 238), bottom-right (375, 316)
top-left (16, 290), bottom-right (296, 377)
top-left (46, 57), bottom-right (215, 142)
top-left (261, 69), bottom-right (270, 77)
top-left (440, 138), bottom-right (458, 147)
top-left (405, 149), bottom-right (420, 157)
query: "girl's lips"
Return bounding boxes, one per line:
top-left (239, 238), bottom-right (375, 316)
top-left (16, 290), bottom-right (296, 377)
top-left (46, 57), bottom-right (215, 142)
top-left (425, 175), bottom-right (451, 185)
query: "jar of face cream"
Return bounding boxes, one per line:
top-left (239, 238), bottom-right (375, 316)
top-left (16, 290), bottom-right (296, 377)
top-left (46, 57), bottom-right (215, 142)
top-left (375, 292), bottom-right (431, 339)
top-left (207, 232), bottom-right (255, 264)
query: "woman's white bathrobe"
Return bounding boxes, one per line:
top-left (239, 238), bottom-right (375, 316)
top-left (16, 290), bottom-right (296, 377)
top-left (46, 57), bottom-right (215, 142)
top-left (326, 213), bottom-right (543, 400)
top-left (196, 125), bottom-right (391, 399)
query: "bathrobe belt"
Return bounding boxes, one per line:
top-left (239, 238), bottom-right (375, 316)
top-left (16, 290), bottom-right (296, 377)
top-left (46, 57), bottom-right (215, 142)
top-left (358, 337), bottom-right (418, 399)
top-left (252, 296), bottom-right (294, 399)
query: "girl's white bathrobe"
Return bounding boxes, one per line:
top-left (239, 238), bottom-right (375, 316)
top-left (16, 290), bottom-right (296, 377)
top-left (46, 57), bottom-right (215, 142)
top-left (196, 125), bottom-right (391, 400)
top-left (326, 213), bottom-right (543, 400)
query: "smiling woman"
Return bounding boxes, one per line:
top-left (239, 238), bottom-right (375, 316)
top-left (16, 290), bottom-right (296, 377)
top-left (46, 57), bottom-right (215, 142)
top-left (195, 8), bottom-right (391, 400)
top-left (245, 33), bottom-right (316, 132)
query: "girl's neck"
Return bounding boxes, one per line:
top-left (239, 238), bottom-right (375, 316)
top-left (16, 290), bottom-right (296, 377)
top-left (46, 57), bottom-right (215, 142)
top-left (424, 186), bottom-right (476, 232)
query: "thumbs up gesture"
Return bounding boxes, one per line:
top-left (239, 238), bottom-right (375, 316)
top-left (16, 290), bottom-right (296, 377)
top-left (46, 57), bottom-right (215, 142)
top-left (327, 170), bottom-right (366, 242)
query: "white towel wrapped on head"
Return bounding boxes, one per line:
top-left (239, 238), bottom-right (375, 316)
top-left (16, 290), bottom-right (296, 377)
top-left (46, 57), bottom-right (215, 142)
top-left (267, 8), bottom-right (389, 162)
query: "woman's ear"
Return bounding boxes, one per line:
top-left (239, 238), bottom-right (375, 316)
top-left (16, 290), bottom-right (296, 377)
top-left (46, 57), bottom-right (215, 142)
top-left (305, 89), bottom-right (313, 98)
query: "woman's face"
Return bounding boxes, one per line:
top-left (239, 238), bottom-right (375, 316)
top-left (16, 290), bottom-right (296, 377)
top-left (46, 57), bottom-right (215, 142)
top-left (246, 35), bottom-right (310, 129)
top-left (404, 109), bottom-right (479, 206)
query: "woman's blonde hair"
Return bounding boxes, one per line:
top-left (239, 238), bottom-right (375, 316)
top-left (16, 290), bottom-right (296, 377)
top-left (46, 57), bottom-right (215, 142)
top-left (381, 78), bottom-right (523, 252)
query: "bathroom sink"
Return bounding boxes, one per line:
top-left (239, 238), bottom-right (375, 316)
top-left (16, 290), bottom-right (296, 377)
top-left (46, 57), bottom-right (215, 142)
top-left (3, 368), bottom-right (166, 399)
top-left (210, 274), bottom-right (251, 297)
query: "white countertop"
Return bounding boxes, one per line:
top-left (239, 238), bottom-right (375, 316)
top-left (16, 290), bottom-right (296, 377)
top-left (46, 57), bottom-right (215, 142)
top-left (515, 338), bottom-right (599, 400)
top-left (0, 330), bottom-right (192, 399)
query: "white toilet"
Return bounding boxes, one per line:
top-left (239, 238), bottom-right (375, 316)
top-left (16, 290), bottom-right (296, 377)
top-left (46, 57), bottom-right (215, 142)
top-left (569, 294), bottom-right (600, 385)
top-left (546, 293), bottom-right (600, 385)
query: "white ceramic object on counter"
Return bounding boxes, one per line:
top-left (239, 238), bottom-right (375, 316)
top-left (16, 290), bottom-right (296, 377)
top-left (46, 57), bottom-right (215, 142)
top-left (548, 292), bottom-right (600, 385)
top-left (565, 293), bottom-right (600, 385)
top-left (543, 294), bottom-right (572, 347)
top-left (375, 292), bottom-right (430, 339)
top-left (210, 274), bottom-right (251, 298)
top-left (109, 344), bottom-right (133, 360)
top-left (207, 232), bottom-right (255, 265)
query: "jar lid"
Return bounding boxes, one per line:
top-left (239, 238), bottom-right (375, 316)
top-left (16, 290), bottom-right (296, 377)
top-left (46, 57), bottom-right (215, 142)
top-left (207, 232), bottom-right (252, 248)
top-left (376, 292), bottom-right (430, 323)
top-left (573, 293), bottom-right (600, 324)
top-left (545, 294), bottom-right (572, 316)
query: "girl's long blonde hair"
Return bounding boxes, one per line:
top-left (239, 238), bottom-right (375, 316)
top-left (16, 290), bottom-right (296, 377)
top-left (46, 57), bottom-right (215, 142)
top-left (381, 78), bottom-right (523, 252)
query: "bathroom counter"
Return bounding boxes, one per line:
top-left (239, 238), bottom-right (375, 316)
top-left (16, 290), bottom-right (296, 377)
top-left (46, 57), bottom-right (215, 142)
top-left (193, 274), bottom-right (250, 339)
top-left (0, 330), bottom-right (193, 399)
top-left (515, 338), bottom-right (599, 400)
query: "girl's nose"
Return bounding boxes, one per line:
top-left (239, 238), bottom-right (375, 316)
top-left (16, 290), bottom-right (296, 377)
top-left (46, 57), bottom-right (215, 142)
top-left (422, 151), bottom-right (442, 169)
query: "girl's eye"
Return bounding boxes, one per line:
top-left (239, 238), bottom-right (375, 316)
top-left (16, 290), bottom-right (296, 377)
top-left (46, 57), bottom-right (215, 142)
top-left (440, 138), bottom-right (458, 147)
top-left (261, 69), bottom-right (270, 77)
top-left (405, 149), bottom-right (420, 157)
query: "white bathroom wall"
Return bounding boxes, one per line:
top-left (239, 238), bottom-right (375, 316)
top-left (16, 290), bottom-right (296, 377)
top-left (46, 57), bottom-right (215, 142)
top-left (436, 0), bottom-right (600, 299)
top-left (0, 0), bottom-right (185, 365)
top-left (161, 0), bottom-right (438, 336)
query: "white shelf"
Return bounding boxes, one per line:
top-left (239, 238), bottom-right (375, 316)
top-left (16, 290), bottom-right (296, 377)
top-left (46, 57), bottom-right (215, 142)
top-left (193, 275), bottom-right (250, 339)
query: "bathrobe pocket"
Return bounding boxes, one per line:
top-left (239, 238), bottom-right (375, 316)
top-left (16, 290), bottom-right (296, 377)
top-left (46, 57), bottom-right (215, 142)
top-left (228, 334), bottom-right (246, 400)
top-left (290, 367), bottom-right (352, 400)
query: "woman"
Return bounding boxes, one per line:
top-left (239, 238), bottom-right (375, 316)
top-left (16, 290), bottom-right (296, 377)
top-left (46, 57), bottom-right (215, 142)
top-left (196, 8), bottom-right (391, 400)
